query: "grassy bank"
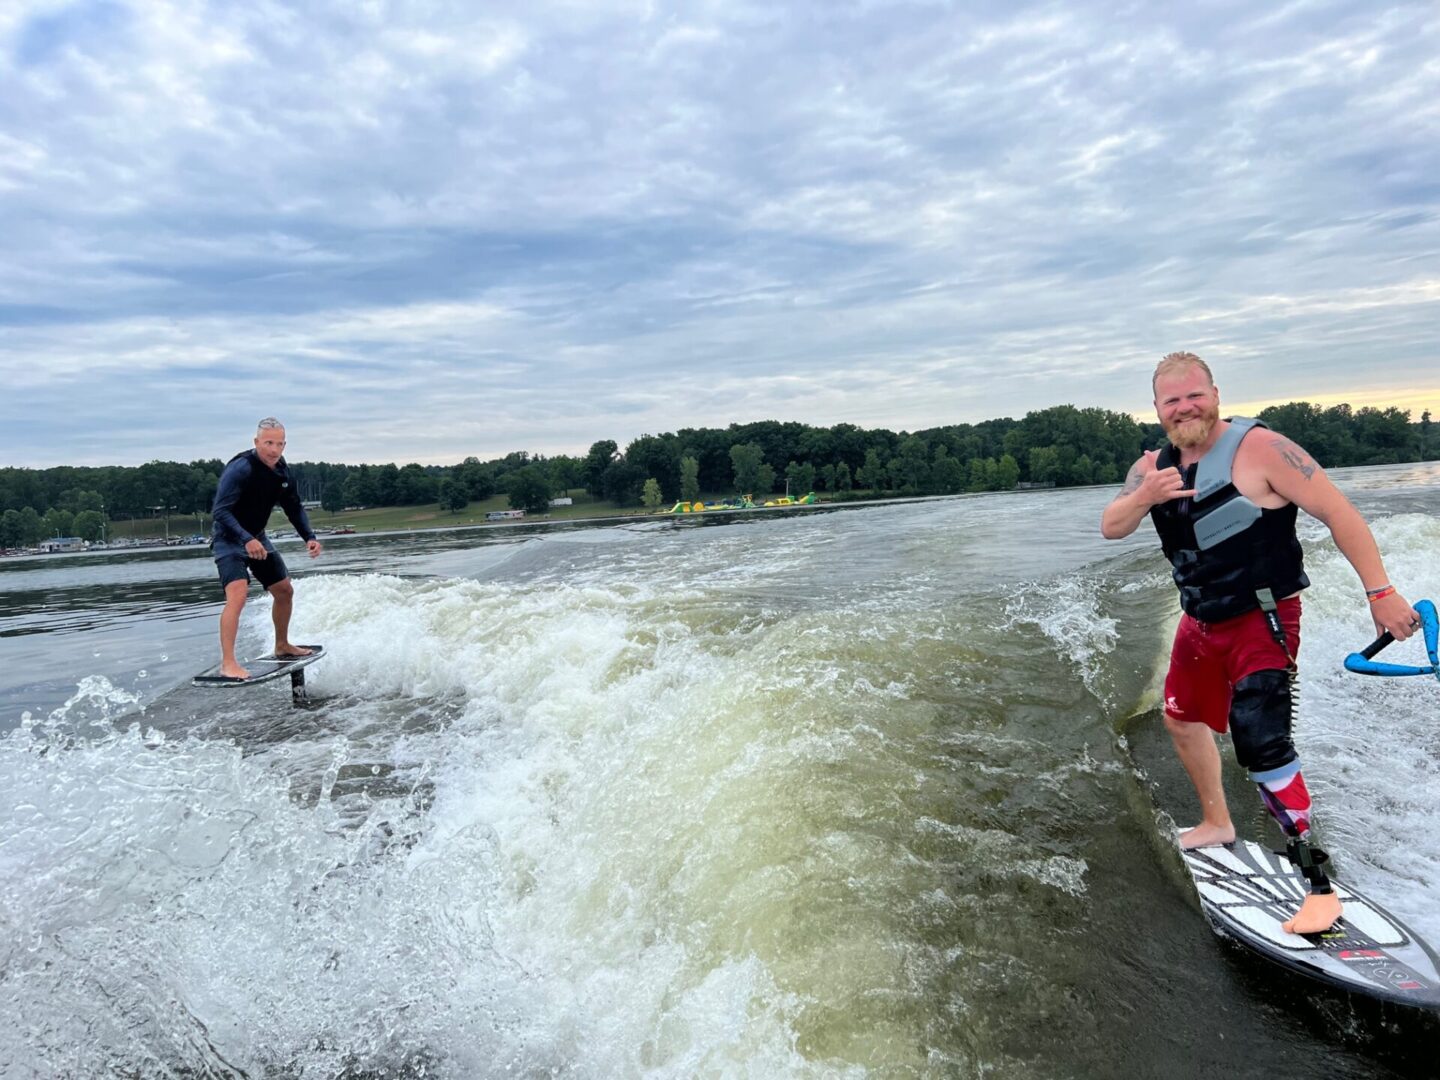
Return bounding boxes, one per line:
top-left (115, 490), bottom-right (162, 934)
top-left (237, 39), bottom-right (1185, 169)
top-left (291, 491), bottom-right (632, 533)
top-left (104, 490), bottom-right (764, 540)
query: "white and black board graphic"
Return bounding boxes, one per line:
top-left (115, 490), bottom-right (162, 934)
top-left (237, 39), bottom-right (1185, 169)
top-left (1182, 840), bottom-right (1440, 1010)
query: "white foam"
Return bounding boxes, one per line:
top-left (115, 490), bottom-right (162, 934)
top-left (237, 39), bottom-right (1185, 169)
top-left (13, 548), bottom-right (1039, 1075)
top-left (1283, 512), bottom-right (1440, 943)
top-left (1002, 575), bottom-right (1118, 696)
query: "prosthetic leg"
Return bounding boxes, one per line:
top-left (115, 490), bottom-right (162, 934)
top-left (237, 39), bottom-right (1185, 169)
top-left (1231, 669), bottom-right (1342, 934)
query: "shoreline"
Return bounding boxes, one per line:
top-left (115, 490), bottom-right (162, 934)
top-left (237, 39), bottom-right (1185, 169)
top-left (0, 491), bottom-right (1004, 561)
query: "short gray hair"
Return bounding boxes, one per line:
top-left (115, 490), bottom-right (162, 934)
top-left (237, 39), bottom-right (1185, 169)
top-left (256, 417), bottom-right (284, 433)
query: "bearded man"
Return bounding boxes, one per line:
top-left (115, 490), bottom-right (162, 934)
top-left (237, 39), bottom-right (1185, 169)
top-left (1101, 352), bottom-right (1420, 933)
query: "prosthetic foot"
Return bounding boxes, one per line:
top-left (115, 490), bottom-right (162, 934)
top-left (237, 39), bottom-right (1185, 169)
top-left (1284, 891), bottom-right (1342, 934)
top-left (1281, 837), bottom-right (1342, 934)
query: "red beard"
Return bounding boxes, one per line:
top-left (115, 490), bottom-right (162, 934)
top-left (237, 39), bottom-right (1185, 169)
top-left (1165, 406), bottom-right (1219, 449)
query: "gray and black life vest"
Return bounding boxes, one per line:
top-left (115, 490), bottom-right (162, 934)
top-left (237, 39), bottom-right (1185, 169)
top-left (1149, 417), bottom-right (1309, 623)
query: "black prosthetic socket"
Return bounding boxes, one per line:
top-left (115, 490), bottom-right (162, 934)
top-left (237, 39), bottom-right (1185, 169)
top-left (1229, 669), bottom-right (1297, 775)
top-left (1286, 837), bottom-right (1333, 895)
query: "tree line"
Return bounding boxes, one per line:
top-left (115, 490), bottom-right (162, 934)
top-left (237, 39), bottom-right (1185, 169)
top-left (2, 402), bottom-right (1433, 546)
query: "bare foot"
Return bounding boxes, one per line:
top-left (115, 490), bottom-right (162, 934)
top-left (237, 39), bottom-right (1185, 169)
top-left (1179, 822), bottom-right (1237, 849)
top-left (1283, 891), bottom-right (1342, 934)
top-left (220, 662), bottom-right (250, 679)
top-left (273, 644), bottom-right (313, 658)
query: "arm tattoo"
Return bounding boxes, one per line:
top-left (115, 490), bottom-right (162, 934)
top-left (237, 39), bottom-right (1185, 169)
top-left (1272, 437), bottom-right (1316, 480)
top-left (1116, 462), bottom-right (1144, 498)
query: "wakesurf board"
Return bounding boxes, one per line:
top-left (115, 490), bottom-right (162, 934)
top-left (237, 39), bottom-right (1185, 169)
top-left (1182, 839), bottom-right (1440, 1011)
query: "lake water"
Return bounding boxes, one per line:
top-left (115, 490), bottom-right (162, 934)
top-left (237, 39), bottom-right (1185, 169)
top-left (3, 466), bottom-right (1439, 1077)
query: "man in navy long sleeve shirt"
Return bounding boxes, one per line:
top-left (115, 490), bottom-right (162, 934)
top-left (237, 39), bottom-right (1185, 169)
top-left (211, 418), bottom-right (323, 678)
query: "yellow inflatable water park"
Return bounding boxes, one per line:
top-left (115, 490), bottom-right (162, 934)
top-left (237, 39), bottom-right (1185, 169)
top-left (667, 492), bottom-right (818, 514)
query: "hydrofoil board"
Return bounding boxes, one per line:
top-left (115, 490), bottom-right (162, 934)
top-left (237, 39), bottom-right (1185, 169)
top-left (1182, 839), bottom-right (1440, 1010)
top-left (193, 645), bottom-right (325, 689)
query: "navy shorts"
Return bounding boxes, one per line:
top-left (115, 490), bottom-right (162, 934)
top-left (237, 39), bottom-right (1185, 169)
top-left (216, 546), bottom-right (289, 591)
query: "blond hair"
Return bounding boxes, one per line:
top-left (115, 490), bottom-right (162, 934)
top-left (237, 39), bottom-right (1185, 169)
top-left (1152, 352), bottom-right (1213, 394)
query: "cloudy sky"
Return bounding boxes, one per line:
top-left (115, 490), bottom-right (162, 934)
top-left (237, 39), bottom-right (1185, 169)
top-left (2, 1), bottom-right (1437, 468)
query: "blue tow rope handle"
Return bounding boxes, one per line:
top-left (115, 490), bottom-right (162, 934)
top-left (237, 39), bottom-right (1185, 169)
top-left (1343, 599), bottom-right (1440, 677)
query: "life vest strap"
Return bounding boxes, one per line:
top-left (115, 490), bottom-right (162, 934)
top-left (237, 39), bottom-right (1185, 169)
top-left (1254, 588), bottom-right (1297, 672)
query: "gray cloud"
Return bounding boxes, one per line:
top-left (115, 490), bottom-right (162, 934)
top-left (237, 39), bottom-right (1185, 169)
top-left (2, 0), bottom-right (1437, 467)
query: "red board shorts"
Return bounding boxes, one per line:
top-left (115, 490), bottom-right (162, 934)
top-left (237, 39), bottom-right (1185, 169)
top-left (1163, 597), bottom-right (1301, 734)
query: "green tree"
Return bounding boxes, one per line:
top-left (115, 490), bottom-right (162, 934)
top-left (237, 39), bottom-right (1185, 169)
top-left (0, 470), bottom-right (45, 516)
top-left (59, 488), bottom-right (105, 514)
top-left (17, 507), bottom-right (42, 545)
top-left (42, 508), bottom-right (75, 537)
top-left (932, 446), bottom-right (965, 494)
top-left (508, 466), bottom-right (552, 514)
top-left (835, 462), bottom-right (853, 492)
top-left (453, 457), bottom-right (496, 501)
top-left (755, 463), bottom-right (776, 495)
top-left (680, 456), bottom-right (701, 502)
top-left (374, 464), bottom-right (402, 505)
top-left (1352, 406), bottom-right (1413, 465)
top-left (895, 435), bottom-right (931, 491)
top-left (584, 440), bottom-right (618, 493)
top-left (797, 428), bottom-right (834, 465)
top-left (828, 423), bottom-right (867, 475)
top-left (997, 404), bottom-right (1142, 487)
top-left (676, 429), bottom-right (733, 493)
top-left (1028, 445), bottom-right (1060, 484)
top-left (437, 478), bottom-right (469, 514)
top-left (342, 467), bottom-right (379, 508)
top-left (627, 435), bottom-right (681, 500)
top-left (321, 482), bottom-right (346, 515)
top-left (73, 510), bottom-right (107, 541)
top-left (785, 460), bottom-right (815, 496)
top-left (1317, 405), bottom-right (1359, 465)
top-left (994, 453), bottom-right (1021, 491)
top-left (856, 449), bottom-right (885, 491)
top-left (730, 442), bottom-right (764, 494)
top-left (548, 455), bottom-right (584, 496)
top-left (642, 478), bottom-right (663, 509)
top-left (967, 457), bottom-right (996, 492)
top-left (133, 460), bottom-right (199, 518)
top-left (1, 509), bottom-right (23, 547)
top-left (601, 459), bottom-right (646, 505)
top-left (396, 463), bottom-right (438, 505)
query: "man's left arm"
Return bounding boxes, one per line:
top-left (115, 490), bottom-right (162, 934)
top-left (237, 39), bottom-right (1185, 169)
top-left (1262, 434), bottom-right (1419, 640)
